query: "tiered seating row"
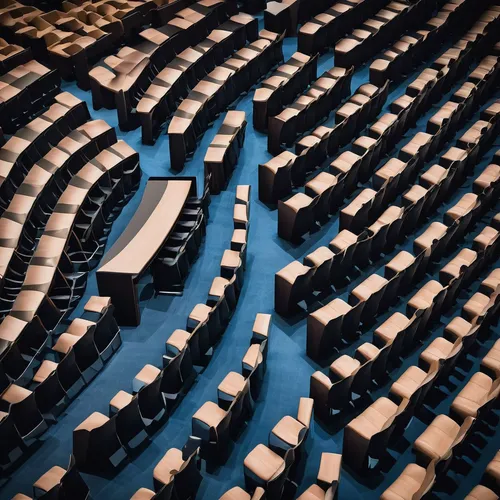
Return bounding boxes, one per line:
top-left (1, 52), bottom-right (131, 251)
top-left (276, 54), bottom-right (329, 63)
top-left (267, 65), bottom-right (355, 155)
top-left (204, 110), bottom-right (247, 194)
top-left (168, 29), bottom-right (285, 171)
top-left (0, 118), bottom-right (117, 316)
top-left (191, 313), bottom-right (270, 460)
top-left (0, 296), bottom-right (120, 473)
top-left (334, 0), bottom-right (435, 69)
top-left (0, 59), bottom-right (60, 133)
top-left (67, 187), bottom-right (251, 474)
top-left (298, 0), bottom-right (388, 55)
top-left (89, 0), bottom-right (231, 130)
top-left (0, 91), bottom-right (90, 213)
top-left (252, 51), bottom-right (318, 131)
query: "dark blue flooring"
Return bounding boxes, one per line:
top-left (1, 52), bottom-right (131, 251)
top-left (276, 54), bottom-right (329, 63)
top-left (1, 16), bottom-right (500, 500)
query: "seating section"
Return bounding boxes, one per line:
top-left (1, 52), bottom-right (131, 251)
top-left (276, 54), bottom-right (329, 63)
top-left (298, 0), bottom-right (387, 55)
top-left (204, 110), bottom-right (247, 194)
top-left (0, 296), bottom-right (120, 472)
top-left (4, 0), bottom-right (500, 497)
top-left (0, 140), bottom-right (140, 396)
top-left (0, 91), bottom-right (90, 213)
top-left (0, 59), bottom-right (60, 133)
top-left (168, 28), bottom-right (285, 170)
top-left (274, 46), bottom-right (500, 314)
top-left (137, 11), bottom-right (258, 144)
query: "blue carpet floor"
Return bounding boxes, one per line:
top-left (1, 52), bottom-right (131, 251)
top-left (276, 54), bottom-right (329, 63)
top-left (1, 15), bottom-right (500, 500)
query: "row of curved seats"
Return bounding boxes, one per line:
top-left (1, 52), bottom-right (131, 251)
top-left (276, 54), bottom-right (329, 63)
top-left (0, 140), bottom-right (140, 395)
top-left (0, 296), bottom-right (120, 474)
top-left (264, 10), bottom-right (500, 209)
top-left (275, 81), bottom-right (389, 240)
top-left (165, 185), bottom-right (250, 364)
top-left (137, 12), bottom-right (258, 144)
top-left (0, 91), bottom-right (90, 213)
top-left (63, 186), bottom-right (250, 475)
top-left (0, 119), bottom-right (117, 316)
top-left (9, 455), bottom-right (91, 500)
top-left (168, 29), bottom-right (285, 170)
top-left (334, 0), bottom-right (435, 69)
top-left (89, 0), bottom-right (230, 130)
top-left (342, 273), bottom-right (499, 479)
top-left (0, 59), bottom-right (60, 133)
top-left (301, 140), bottom-right (499, 351)
top-left (204, 110), bottom-right (247, 194)
top-left (0, 36), bottom-right (31, 74)
top-left (369, 0), bottom-right (481, 86)
top-left (191, 313), bottom-right (270, 460)
top-left (297, 0), bottom-right (388, 56)
top-left (267, 64), bottom-right (355, 156)
top-left (273, 51), bottom-right (500, 316)
top-left (310, 236), bottom-right (499, 419)
top-left (252, 51), bottom-right (318, 131)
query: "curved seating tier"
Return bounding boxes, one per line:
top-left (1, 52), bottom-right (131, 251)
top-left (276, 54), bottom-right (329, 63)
top-left (297, 0), bottom-right (387, 56)
top-left (333, 0), bottom-right (440, 69)
top-left (89, 0), bottom-right (231, 130)
top-left (0, 140), bottom-right (140, 388)
top-left (137, 11), bottom-right (258, 144)
top-left (0, 91), bottom-right (90, 214)
top-left (168, 29), bottom-right (284, 171)
top-left (252, 50), bottom-right (318, 131)
top-left (0, 296), bottom-right (120, 473)
top-left (96, 176), bottom-right (204, 326)
top-left (0, 119), bottom-right (117, 316)
top-left (204, 110), bottom-right (247, 194)
top-left (267, 64), bottom-right (355, 156)
top-left (190, 313), bottom-right (270, 461)
top-left (0, 59), bottom-right (60, 134)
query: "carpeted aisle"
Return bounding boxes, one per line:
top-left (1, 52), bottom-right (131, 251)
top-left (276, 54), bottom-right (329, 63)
top-left (1, 14), bottom-right (499, 500)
